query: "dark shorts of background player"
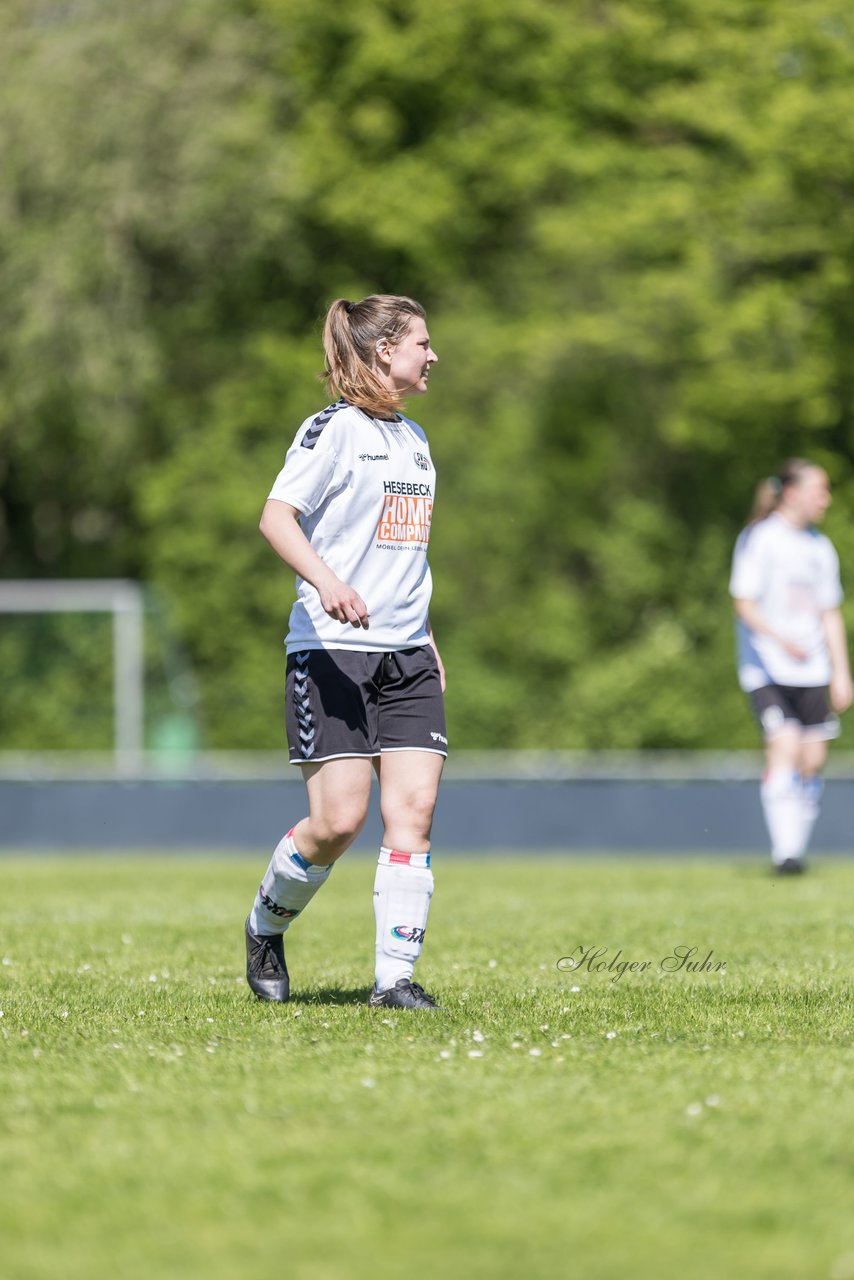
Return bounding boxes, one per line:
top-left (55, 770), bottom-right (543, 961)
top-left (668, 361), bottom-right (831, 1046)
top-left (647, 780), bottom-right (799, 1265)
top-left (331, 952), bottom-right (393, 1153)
top-left (749, 683), bottom-right (840, 742)
top-left (285, 645), bottom-right (448, 765)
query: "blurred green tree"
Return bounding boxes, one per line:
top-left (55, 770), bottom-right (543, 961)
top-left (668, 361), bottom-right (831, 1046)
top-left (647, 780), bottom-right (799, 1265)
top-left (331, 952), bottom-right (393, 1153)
top-left (2, 0), bottom-right (854, 750)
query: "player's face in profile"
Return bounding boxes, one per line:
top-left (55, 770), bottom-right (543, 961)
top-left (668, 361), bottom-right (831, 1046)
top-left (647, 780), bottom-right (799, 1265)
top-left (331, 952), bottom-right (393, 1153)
top-left (387, 318), bottom-right (437, 397)
top-left (793, 467), bottom-right (831, 524)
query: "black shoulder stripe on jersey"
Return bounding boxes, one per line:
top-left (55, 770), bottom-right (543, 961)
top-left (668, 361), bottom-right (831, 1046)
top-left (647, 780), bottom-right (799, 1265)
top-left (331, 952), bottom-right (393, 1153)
top-left (301, 398), bottom-right (348, 450)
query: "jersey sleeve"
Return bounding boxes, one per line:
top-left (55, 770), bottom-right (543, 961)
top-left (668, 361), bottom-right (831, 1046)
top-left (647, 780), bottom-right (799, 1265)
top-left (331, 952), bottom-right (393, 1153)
top-left (729, 527), bottom-right (765, 599)
top-left (267, 434), bottom-right (344, 516)
top-left (816, 538), bottom-right (844, 609)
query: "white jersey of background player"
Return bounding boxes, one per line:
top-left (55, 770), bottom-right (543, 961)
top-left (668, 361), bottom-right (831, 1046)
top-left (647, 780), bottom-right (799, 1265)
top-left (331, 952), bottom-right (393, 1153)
top-left (729, 459), bottom-right (852, 872)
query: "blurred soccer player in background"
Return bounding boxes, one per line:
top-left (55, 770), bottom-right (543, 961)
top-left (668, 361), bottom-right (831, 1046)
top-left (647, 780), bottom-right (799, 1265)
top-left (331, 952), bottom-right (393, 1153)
top-left (243, 294), bottom-right (447, 1008)
top-left (730, 459), bottom-right (852, 873)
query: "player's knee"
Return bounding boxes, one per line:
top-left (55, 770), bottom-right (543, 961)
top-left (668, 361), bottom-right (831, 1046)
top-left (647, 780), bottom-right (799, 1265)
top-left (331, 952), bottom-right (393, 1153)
top-left (313, 807), bottom-right (367, 850)
top-left (766, 735), bottom-right (800, 771)
top-left (398, 789), bottom-right (438, 841)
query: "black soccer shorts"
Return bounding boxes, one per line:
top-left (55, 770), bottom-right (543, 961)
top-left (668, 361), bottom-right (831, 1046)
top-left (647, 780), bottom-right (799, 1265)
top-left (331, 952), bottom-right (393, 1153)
top-left (285, 645), bottom-right (448, 764)
top-left (749, 683), bottom-right (840, 742)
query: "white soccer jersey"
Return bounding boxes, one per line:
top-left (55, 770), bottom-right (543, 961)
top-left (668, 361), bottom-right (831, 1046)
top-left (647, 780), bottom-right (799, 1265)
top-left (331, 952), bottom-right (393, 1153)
top-left (267, 399), bottom-right (436, 652)
top-left (729, 513), bottom-right (843, 690)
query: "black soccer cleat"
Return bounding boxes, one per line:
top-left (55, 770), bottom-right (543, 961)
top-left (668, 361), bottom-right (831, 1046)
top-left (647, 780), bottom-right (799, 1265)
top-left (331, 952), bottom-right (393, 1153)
top-left (368, 978), bottom-right (441, 1010)
top-left (245, 916), bottom-right (290, 1002)
top-left (774, 857), bottom-right (806, 876)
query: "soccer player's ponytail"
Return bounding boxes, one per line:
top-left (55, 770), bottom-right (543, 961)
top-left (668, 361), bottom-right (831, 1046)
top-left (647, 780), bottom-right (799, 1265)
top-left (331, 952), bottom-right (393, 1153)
top-left (322, 294), bottom-right (426, 418)
top-left (748, 458), bottom-right (814, 524)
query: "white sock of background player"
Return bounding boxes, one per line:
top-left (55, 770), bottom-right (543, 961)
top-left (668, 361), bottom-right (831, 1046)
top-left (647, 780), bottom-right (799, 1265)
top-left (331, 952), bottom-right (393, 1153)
top-left (760, 768), bottom-right (806, 865)
top-left (797, 775), bottom-right (824, 859)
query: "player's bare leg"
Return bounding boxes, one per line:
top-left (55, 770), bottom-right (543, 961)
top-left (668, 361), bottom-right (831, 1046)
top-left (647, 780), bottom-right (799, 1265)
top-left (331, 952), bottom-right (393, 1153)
top-left (246, 758), bottom-right (373, 1001)
top-left (293, 757), bottom-right (374, 863)
top-left (791, 737), bottom-right (830, 870)
top-left (761, 727), bottom-right (805, 872)
top-left (762, 729), bottom-right (830, 874)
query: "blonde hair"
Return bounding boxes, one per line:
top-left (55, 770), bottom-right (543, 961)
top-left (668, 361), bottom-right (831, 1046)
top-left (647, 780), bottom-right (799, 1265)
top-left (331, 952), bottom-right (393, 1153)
top-left (748, 457), bottom-right (815, 524)
top-left (322, 294), bottom-right (426, 418)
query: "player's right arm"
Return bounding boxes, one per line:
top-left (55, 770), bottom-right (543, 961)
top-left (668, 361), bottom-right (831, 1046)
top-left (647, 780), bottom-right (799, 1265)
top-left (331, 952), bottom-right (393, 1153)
top-left (259, 499), bottom-right (369, 629)
top-left (730, 528), bottom-right (807, 661)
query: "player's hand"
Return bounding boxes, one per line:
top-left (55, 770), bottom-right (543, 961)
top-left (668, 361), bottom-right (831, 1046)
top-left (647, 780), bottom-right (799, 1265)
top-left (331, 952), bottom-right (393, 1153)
top-left (317, 575), bottom-right (369, 628)
top-left (781, 638), bottom-right (809, 661)
top-left (830, 671), bottom-right (853, 714)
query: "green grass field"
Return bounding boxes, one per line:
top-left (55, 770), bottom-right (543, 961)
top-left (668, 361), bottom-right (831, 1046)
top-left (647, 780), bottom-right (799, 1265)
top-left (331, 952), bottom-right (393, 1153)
top-left (2, 854), bottom-right (853, 1280)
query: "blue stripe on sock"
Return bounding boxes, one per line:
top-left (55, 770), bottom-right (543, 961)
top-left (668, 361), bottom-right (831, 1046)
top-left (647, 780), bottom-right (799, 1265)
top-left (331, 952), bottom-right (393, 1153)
top-left (290, 849), bottom-right (312, 872)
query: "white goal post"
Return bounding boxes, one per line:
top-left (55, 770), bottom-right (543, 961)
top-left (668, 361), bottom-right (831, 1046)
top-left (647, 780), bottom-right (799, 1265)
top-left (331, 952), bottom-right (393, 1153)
top-left (0, 579), bottom-right (144, 769)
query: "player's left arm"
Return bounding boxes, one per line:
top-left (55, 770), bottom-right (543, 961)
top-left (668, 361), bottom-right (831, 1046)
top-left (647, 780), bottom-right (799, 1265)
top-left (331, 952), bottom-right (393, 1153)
top-left (822, 608), bottom-right (853, 714)
top-left (426, 618), bottom-right (446, 693)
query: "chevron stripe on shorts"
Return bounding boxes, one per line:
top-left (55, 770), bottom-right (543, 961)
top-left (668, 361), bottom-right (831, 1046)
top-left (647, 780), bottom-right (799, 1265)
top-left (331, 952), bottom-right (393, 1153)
top-left (293, 651), bottom-right (316, 759)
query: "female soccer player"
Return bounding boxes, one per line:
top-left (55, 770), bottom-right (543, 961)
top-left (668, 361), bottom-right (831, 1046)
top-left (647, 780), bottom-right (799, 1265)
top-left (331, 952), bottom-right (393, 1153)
top-left (730, 459), bottom-right (852, 872)
top-left (244, 294), bottom-right (447, 1007)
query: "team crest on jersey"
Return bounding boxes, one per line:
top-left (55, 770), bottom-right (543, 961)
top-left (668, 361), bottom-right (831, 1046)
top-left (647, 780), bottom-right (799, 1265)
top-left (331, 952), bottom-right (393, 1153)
top-left (413, 451), bottom-right (431, 471)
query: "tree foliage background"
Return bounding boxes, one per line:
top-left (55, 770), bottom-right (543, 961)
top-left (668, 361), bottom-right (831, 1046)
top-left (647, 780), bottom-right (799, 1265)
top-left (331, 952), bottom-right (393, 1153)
top-left (3, 0), bottom-right (854, 751)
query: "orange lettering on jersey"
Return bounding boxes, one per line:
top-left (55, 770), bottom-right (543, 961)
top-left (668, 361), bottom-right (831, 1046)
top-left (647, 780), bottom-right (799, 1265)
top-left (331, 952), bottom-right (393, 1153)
top-left (377, 494), bottom-right (433, 546)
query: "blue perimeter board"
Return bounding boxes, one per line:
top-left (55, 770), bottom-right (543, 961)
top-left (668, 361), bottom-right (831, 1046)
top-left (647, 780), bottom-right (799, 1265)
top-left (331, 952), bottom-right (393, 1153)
top-left (2, 777), bottom-right (853, 852)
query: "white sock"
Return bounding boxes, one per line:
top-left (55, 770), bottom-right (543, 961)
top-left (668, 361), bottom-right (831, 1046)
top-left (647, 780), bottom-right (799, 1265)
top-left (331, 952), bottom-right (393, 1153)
top-left (249, 828), bottom-right (332, 936)
top-left (373, 847), bottom-right (434, 992)
top-left (798, 775), bottom-right (824, 856)
top-left (761, 768), bottom-right (806, 864)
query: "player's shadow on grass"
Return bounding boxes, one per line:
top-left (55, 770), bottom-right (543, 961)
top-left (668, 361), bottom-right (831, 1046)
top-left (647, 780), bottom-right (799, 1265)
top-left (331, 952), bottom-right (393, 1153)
top-left (288, 987), bottom-right (374, 1007)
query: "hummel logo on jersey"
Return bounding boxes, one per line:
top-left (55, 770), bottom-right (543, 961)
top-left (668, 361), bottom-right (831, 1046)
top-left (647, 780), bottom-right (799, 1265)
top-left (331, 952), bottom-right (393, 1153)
top-left (359, 453), bottom-right (389, 462)
top-left (413, 451), bottom-right (431, 471)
